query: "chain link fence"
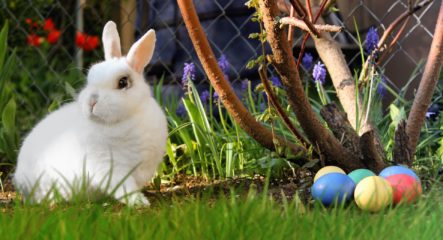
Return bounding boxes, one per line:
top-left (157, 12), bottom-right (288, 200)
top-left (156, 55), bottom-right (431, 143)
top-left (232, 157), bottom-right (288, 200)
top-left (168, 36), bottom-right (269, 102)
top-left (0, 0), bottom-right (440, 106)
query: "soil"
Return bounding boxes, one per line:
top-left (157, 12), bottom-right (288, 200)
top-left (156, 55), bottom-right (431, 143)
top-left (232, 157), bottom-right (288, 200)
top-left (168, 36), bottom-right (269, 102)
top-left (0, 169), bottom-right (314, 206)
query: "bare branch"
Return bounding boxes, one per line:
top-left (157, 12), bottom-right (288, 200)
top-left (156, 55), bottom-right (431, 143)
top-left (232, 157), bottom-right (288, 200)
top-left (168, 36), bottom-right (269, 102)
top-left (287, 6), bottom-right (295, 43)
top-left (258, 65), bottom-right (311, 150)
top-left (280, 17), bottom-right (342, 33)
top-left (359, 0), bottom-right (434, 83)
top-left (295, 0), bottom-right (329, 69)
top-left (313, 31), bottom-right (373, 134)
top-left (288, 0), bottom-right (320, 37)
top-left (407, 0), bottom-right (443, 155)
top-left (259, 0), bottom-right (365, 171)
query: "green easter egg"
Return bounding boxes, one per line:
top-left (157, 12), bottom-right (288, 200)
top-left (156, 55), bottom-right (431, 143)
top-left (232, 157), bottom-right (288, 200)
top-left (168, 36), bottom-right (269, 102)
top-left (348, 169), bottom-right (376, 185)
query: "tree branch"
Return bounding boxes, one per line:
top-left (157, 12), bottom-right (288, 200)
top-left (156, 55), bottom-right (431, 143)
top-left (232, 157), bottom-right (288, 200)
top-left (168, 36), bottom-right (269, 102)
top-left (288, 0), bottom-right (320, 37)
top-left (177, 0), bottom-right (307, 157)
top-left (259, 0), bottom-right (365, 171)
top-left (359, 0), bottom-right (434, 83)
top-left (320, 103), bottom-right (360, 156)
top-left (394, 120), bottom-right (412, 166)
top-left (280, 17), bottom-right (342, 33)
top-left (258, 65), bottom-right (311, 150)
top-left (313, 30), bottom-right (373, 134)
top-left (360, 131), bottom-right (388, 173)
top-left (407, 0), bottom-right (443, 155)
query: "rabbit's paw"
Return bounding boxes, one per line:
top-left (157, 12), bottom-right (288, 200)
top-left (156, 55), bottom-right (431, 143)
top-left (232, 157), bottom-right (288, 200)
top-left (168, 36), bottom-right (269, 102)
top-left (122, 192), bottom-right (150, 207)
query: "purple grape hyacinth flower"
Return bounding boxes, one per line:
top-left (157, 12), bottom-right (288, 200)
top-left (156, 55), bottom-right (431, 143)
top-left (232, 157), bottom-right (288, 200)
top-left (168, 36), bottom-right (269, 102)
top-left (312, 61), bottom-right (326, 85)
top-left (218, 54), bottom-right (230, 75)
top-left (200, 90), bottom-right (210, 102)
top-left (365, 27), bottom-right (379, 54)
top-left (182, 62), bottom-right (196, 86)
top-left (260, 102), bottom-right (266, 112)
top-left (213, 91), bottom-right (219, 101)
top-left (176, 102), bottom-right (186, 117)
top-left (302, 52), bottom-right (313, 70)
top-left (271, 76), bottom-right (282, 88)
top-left (426, 104), bottom-right (440, 120)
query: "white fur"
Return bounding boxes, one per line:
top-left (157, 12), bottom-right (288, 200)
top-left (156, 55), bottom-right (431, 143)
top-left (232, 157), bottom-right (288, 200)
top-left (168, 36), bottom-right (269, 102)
top-left (13, 22), bottom-right (167, 206)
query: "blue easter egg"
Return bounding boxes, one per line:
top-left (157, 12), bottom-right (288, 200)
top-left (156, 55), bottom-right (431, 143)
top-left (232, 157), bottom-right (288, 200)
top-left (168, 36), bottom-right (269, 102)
top-left (311, 173), bottom-right (356, 206)
top-left (379, 166), bottom-right (419, 181)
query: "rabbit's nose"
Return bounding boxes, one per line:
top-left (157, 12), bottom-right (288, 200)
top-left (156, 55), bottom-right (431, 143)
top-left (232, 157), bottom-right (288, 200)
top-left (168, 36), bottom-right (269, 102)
top-left (89, 94), bottom-right (98, 108)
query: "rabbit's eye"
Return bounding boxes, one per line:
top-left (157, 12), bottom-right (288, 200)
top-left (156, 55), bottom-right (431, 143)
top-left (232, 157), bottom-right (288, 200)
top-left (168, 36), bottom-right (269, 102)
top-left (117, 76), bottom-right (130, 89)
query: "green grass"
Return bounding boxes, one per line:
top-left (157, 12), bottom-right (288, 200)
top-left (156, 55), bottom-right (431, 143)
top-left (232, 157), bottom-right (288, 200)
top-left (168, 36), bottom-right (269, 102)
top-left (1, 186), bottom-right (442, 240)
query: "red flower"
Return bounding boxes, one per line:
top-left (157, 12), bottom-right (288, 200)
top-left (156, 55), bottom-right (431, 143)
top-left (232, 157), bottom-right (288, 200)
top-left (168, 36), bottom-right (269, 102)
top-left (47, 30), bottom-right (60, 44)
top-left (43, 18), bottom-right (55, 31)
top-left (75, 32), bottom-right (85, 47)
top-left (76, 32), bottom-right (99, 51)
top-left (27, 34), bottom-right (42, 47)
top-left (83, 35), bottom-right (99, 51)
top-left (25, 18), bottom-right (33, 25)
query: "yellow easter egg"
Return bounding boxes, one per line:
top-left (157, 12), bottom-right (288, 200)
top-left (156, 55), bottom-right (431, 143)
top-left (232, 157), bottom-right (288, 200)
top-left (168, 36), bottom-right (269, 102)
top-left (314, 166), bottom-right (346, 182)
top-left (354, 176), bottom-right (393, 212)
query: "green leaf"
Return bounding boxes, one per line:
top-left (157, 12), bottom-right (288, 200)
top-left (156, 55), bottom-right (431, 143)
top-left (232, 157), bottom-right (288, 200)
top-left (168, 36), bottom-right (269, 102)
top-left (64, 82), bottom-right (77, 99)
top-left (2, 97), bottom-right (16, 135)
top-left (48, 100), bottom-right (60, 112)
top-left (0, 49), bottom-right (17, 92)
top-left (389, 104), bottom-right (405, 124)
top-left (0, 22), bottom-right (8, 72)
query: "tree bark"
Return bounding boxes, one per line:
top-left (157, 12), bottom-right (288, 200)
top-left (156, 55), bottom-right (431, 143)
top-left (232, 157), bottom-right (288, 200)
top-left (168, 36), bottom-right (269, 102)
top-left (320, 103), bottom-right (360, 156)
top-left (259, 0), bottom-right (365, 171)
top-left (360, 131), bottom-right (388, 173)
top-left (407, 1), bottom-right (443, 155)
top-left (394, 120), bottom-right (412, 166)
top-left (176, 0), bottom-right (307, 157)
top-left (313, 31), bottom-right (372, 135)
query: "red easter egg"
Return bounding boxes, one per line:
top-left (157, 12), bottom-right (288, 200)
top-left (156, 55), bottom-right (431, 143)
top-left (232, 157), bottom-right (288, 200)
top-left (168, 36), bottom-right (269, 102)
top-left (386, 174), bottom-right (422, 204)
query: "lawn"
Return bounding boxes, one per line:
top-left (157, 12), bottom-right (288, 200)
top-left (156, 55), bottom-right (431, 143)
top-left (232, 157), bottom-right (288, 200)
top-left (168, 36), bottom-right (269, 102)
top-left (1, 183), bottom-right (442, 240)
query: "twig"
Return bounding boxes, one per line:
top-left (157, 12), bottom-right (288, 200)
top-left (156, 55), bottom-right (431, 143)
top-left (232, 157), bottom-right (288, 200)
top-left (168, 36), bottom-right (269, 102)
top-left (306, 0), bottom-right (313, 21)
top-left (176, 0), bottom-right (307, 156)
top-left (287, 6), bottom-right (295, 43)
top-left (359, 0), bottom-right (434, 83)
top-left (288, 0), bottom-right (320, 37)
top-left (258, 65), bottom-right (311, 150)
top-left (295, 0), bottom-right (328, 69)
top-left (280, 17), bottom-right (342, 33)
top-left (407, 0), bottom-right (443, 155)
top-left (377, 16), bottom-right (411, 64)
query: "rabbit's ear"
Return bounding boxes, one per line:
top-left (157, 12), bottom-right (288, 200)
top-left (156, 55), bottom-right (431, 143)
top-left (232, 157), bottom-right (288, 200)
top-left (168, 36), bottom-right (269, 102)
top-left (102, 21), bottom-right (122, 60)
top-left (126, 29), bottom-right (156, 73)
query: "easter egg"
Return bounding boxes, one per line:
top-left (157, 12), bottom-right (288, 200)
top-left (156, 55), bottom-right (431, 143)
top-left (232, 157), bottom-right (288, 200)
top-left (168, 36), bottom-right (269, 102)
top-left (348, 169), bottom-right (376, 185)
top-left (314, 166), bottom-right (346, 182)
top-left (311, 173), bottom-right (356, 206)
top-left (379, 166), bottom-right (419, 181)
top-left (385, 174), bottom-right (422, 204)
top-left (354, 176), bottom-right (393, 212)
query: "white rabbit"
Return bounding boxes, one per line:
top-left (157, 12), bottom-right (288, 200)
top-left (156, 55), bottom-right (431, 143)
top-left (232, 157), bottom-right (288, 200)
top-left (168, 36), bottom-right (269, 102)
top-left (13, 21), bottom-right (167, 206)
